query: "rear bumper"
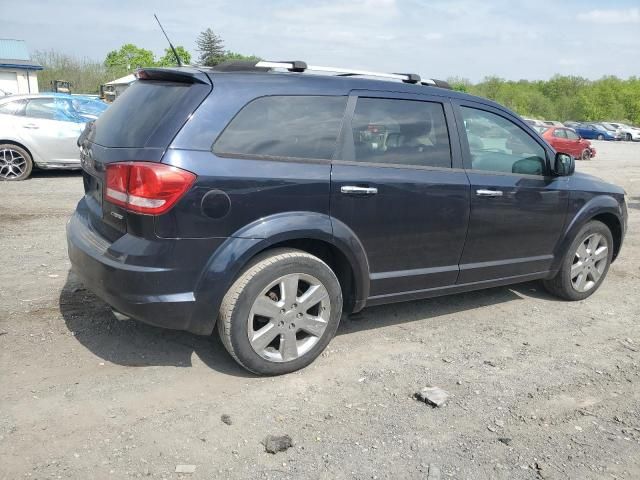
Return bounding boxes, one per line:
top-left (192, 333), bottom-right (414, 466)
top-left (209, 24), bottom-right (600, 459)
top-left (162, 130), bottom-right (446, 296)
top-left (66, 200), bottom-right (223, 335)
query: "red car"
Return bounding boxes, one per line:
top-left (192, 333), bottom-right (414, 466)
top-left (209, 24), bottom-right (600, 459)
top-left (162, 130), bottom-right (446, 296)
top-left (537, 126), bottom-right (596, 160)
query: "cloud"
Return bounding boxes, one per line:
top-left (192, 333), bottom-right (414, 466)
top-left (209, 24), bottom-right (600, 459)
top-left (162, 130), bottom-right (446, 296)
top-left (578, 7), bottom-right (640, 24)
top-left (2, 0), bottom-right (639, 81)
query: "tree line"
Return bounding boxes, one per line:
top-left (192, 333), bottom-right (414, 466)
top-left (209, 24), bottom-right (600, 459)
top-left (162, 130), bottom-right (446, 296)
top-left (449, 75), bottom-right (640, 125)
top-left (33, 28), bottom-right (639, 125)
top-left (35, 27), bottom-right (259, 94)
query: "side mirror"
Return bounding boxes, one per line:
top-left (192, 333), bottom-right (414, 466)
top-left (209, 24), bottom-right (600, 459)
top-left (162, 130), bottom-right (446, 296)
top-left (554, 152), bottom-right (574, 176)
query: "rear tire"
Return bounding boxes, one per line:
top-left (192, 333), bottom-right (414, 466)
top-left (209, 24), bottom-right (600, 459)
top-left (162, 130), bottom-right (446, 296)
top-left (0, 144), bottom-right (33, 181)
top-left (580, 149), bottom-right (591, 161)
top-left (625, 133), bottom-right (632, 141)
top-left (218, 248), bottom-right (343, 375)
top-left (543, 221), bottom-right (613, 301)
top-left (597, 134), bottom-right (605, 140)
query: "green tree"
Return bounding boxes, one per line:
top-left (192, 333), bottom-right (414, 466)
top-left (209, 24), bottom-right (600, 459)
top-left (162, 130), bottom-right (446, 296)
top-left (104, 44), bottom-right (155, 72)
top-left (33, 50), bottom-right (113, 94)
top-left (157, 46), bottom-right (192, 67)
top-left (196, 28), bottom-right (225, 66)
top-left (217, 51), bottom-right (261, 64)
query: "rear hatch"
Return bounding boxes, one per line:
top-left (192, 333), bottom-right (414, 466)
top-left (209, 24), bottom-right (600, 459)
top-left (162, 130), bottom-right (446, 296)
top-left (79, 68), bottom-right (211, 240)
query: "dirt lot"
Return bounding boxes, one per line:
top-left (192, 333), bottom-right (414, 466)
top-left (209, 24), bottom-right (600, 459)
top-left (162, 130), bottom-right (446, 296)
top-left (1, 141), bottom-right (639, 480)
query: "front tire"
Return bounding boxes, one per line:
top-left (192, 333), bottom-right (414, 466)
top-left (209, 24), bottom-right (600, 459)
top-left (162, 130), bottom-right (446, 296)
top-left (543, 221), bottom-right (613, 301)
top-left (0, 144), bottom-right (33, 181)
top-left (218, 248), bottom-right (343, 375)
top-left (625, 133), bottom-right (632, 141)
top-left (580, 149), bottom-right (591, 161)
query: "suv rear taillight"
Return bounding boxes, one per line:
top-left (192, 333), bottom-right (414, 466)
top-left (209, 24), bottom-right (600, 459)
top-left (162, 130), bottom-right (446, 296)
top-left (105, 162), bottom-right (196, 215)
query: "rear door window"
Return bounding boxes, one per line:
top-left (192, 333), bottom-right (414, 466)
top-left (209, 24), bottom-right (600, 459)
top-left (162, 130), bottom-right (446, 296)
top-left (214, 96), bottom-right (347, 160)
top-left (348, 97), bottom-right (452, 168)
top-left (25, 98), bottom-right (57, 120)
top-left (0, 100), bottom-right (25, 115)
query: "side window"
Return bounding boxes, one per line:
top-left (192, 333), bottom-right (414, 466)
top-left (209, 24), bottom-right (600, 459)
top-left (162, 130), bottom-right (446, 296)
top-left (0, 100), bottom-right (25, 115)
top-left (214, 96), bottom-right (347, 160)
top-left (553, 129), bottom-right (567, 139)
top-left (460, 106), bottom-right (547, 176)
top-left (349, 98), bottom-right (451, 168)
top-left (25, 98), bottom-right (57, 120)
top-left (566, 129), bottom-right (580, 140)
top-left (55, 98), bottom-right (85, 123)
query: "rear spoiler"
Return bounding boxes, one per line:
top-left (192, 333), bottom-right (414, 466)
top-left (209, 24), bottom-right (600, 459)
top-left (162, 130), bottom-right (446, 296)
top-left (136, 68), bottom-right (210, 85)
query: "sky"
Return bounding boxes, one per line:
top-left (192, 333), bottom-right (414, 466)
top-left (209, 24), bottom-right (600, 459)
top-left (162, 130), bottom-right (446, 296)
top-left (3, 0), bottom-right (639, 82)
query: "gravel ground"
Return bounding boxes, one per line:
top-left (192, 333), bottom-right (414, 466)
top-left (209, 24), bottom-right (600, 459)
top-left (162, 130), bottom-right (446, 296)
top-left (1, 141), bottom-right (639, 480)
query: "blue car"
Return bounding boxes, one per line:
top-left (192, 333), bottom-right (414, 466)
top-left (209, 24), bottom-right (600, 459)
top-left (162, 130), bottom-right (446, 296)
top-left (574, 123), bottom-right (618, 141)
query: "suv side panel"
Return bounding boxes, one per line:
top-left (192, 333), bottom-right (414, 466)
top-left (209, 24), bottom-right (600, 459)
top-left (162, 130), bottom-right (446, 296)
top-left (452, 99), bottom-right (570, 282)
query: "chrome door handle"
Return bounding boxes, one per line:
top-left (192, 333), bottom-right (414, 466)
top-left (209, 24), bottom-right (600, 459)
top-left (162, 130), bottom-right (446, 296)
top-left (476, 189), bottom-right (503, 197)
top-left (341, 186), bottom-right (378, 196)
top-left (23, 124), bottom-right (39, 129)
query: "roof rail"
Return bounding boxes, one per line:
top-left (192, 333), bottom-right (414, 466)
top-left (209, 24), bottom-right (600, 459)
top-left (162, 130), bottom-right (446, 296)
top-left (254, 60), bottom-right (450, 89)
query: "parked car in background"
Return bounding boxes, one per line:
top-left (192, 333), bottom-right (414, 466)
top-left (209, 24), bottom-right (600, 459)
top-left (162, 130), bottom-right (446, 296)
top-left (524, 118), bottom-right (546, 127)
top-left (604, 122), bottom-right (640, 142)
top-left (67, 62), bottom-right (627, 375)
top-left (596, 123), bottom-right (625, 140)
top-left (0, 94), bottom-right (88, 180)
top-left (574, 123), bottom-right (618, 141)
top-left (563, 121), bottom-right (582, 129)
top-left (539, 126), bottom-right (596, 160)
top-left (543, 120), bottom-right (564, 127)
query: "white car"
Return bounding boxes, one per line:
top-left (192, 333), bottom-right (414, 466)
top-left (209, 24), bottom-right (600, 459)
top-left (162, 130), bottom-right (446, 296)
top-left (605, 122), bottom-right (640, 142)
top-left (0, 94), bottom-right (87, 180)
top-left (523, 118), bottom-right (546, 127)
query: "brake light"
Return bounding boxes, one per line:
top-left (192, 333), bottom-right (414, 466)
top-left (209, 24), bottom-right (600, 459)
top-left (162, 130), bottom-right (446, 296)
top-left (105, 162), bottom-right (196, 215)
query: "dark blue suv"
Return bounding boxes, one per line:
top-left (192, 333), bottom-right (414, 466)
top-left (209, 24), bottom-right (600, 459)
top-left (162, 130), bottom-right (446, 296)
top-left (67, 61), bottom-right (627, 375)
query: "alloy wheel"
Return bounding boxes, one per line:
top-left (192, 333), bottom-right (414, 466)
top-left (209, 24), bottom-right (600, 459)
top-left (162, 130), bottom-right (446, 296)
top-left (0, 148), bottom-right (28, 179)
top-left (570, 233), bottom-right (608, 293)
top-left (581, 150), bottom-right (591, 161)
top-left (247, 273), bottom-right (331, 362)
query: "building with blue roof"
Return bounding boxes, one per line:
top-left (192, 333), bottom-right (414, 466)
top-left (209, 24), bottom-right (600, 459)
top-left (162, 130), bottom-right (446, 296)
top-left (0, 39), bottom-right (42, 95)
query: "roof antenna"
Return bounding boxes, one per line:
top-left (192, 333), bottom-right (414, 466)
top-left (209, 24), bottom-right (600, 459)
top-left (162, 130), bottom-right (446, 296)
top-left (154, 14), bottom-right (183, 67)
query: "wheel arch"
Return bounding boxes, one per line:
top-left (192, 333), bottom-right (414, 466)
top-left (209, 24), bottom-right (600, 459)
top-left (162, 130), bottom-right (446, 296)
top-left (591, 212), bottom-right (622, 261)
top-left (190, 212), bottom-right (370, 335)
top-left (553, 196), bottom-right (624, 271)
top-left (0, 139), bottom-right (35, 164)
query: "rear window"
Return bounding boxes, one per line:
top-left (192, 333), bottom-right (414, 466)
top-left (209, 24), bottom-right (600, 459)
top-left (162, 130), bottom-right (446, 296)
top-left (91, 81), bottom-right (197, 148)
top-left (214, 96), bottom-right (347, 160)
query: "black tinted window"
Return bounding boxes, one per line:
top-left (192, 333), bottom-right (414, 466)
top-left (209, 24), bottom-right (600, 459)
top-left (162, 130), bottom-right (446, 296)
top-left (349, 98), bottom-right (451, 168)
top-left (461, 107), bottom-right (546, 176)
top-left (92, 81), bottom-right (194, 148)
top-left (214, 96), bottom-right (347, 160)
